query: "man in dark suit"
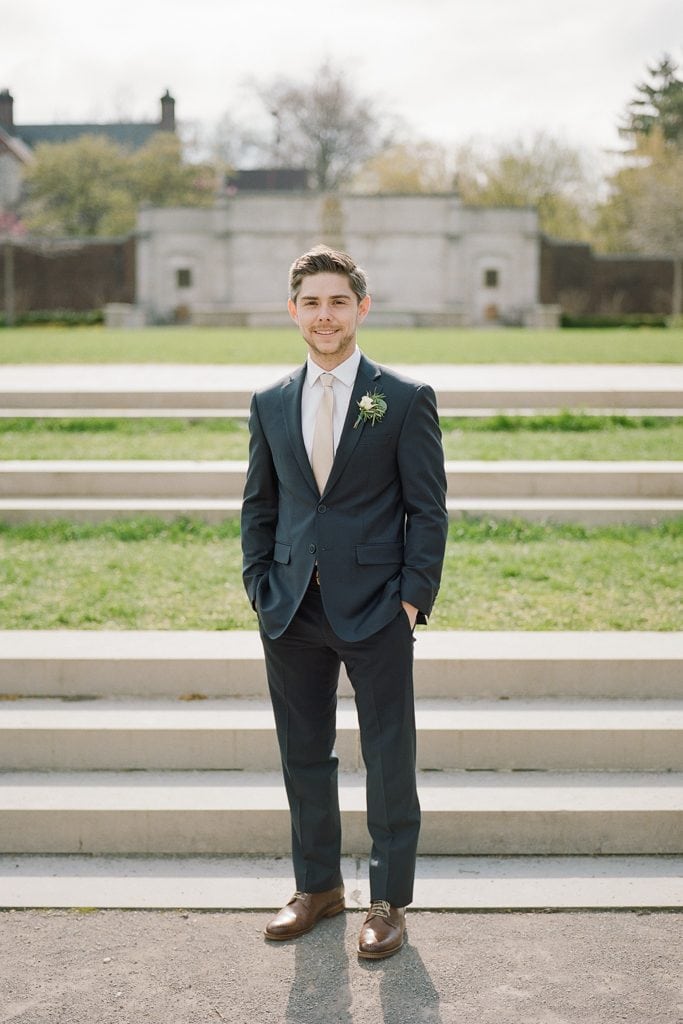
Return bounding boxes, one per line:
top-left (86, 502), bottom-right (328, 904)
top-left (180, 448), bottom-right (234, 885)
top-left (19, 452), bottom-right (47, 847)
top-left (241, 245), bottom-right (448, 959)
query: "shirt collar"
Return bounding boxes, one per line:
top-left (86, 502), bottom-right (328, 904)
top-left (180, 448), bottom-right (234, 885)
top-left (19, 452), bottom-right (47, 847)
top-left (306, 347), bottom-right (361, 388)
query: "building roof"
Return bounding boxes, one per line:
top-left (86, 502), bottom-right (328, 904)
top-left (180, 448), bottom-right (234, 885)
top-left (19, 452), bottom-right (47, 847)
top-left (225, 168), bottom-right (311, 192)
top-left (14, 122), bottom-right (163, 150)
top-left (0, 124), bottom-right (34, 164)
top-left (0, 89), bottom-right (175, 152)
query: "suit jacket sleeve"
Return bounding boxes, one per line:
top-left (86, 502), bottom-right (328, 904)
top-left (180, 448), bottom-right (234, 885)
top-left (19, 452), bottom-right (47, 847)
top-left (241, 393), bottom-right (279, 610)
top-left (396, 383), bottom-right (448, 621)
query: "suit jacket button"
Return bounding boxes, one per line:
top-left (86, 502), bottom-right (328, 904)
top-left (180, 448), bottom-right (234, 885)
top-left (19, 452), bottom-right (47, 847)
top-left (308, 544), bottom-right (316, 554)
top-left (317, 504), bottom-right (327, 513)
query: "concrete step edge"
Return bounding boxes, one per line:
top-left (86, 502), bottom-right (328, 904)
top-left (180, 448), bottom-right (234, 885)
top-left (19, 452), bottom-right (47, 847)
top-left (2, 390), bottom-right (681, 409)
top-left (2, 407), bottom-right (681, 419)
top-left (4, 629), bottom-right (681, 658)
top-left (3, 699), bottom-right (681, 771)
top-left (3, 462), bottom-right (682, 500)
top-left (2, 696), bottom-right (682, 728)
top-left (2, 631), bottom-right (681, 701)
top-left (1, 855), bottom-right (680, 909)
top-left (2, 770), bottom-right (681, 811)
top-left (3, 460), bottom-right (681, 471)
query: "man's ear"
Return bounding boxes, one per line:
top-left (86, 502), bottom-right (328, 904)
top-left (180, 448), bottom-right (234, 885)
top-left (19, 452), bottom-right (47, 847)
top-left (287, 298), bottom-right (299, 324)
top-left (357, 294), bottom-right (371, 324)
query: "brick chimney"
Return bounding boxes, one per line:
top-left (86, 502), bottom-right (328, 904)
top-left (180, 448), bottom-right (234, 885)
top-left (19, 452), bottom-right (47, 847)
top-left (160, 89), bottom-right (175, 132)
top-left (0, 89), bottom-right (14, 130)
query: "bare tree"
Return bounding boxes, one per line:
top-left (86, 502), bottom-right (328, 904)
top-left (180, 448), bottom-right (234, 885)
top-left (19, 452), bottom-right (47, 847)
top-left (249, 61), bottom-right (392, 190)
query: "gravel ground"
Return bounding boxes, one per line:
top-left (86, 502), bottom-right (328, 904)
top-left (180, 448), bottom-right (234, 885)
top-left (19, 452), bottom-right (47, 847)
top-left (1, 909), bottom-right (681, 1024)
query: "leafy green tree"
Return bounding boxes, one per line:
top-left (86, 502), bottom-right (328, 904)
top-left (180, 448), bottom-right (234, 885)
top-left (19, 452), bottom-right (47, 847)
top-left (596, 56), bottom-right (683, 279)
top-left (352, 141), bottom-right (455, 194)
top-left (130, 133), bottom-right (214, 208)
top-left (626, 148), bottom-right (683, 315)
top-left (454, 134), bottom-right (595, 240)
top-left (593, 128), bottom-right (665, 252)
top-left (23, 135), bottom-right (133, 236)
top-left (22, 133), bottom-right (212, 237)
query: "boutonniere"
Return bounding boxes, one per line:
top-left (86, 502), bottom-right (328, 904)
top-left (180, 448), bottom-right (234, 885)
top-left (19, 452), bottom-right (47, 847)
top-left (354, 389), bottom-right (387, 428)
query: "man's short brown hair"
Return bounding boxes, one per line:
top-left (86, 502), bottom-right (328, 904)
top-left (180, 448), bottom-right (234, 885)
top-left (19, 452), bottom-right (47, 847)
top-left (289, 245), bottom-right (368, 303)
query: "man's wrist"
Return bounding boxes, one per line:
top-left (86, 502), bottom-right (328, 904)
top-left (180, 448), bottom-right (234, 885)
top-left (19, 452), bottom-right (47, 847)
top-left (401, 600), bottom-right (419, 628)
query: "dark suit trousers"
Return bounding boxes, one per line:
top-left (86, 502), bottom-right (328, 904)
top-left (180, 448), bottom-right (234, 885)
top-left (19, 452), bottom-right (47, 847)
top-left (259, 579), bottom-right (421, 908)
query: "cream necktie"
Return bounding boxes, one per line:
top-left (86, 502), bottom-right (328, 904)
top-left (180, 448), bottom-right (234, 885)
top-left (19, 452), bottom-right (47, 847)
top-left (311, 372), bottom-right (335, 494)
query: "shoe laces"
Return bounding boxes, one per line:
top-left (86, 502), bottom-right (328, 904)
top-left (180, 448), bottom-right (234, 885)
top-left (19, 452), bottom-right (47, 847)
top-left (368, 899), bottom-right (392, 919)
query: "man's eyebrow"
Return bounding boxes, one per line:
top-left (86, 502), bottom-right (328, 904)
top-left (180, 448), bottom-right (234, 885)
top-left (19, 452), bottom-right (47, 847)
top-left (300, 293), bottom-right (352, 300)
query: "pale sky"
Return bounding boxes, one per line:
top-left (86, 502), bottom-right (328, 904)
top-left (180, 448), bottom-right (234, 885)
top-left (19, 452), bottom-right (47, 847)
top-left (4, 0), bottom-right (682, 160)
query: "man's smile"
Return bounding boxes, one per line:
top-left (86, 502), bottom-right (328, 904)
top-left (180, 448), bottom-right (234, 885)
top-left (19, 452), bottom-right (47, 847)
top-left (288, 271), bottom-right (371, 369)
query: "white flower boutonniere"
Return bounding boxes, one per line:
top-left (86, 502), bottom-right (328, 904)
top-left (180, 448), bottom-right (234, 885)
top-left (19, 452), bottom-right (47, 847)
top-left (354, 390), bottom-right (387, 428)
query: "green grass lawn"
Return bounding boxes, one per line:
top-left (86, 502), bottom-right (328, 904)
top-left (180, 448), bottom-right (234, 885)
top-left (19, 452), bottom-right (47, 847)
top-left (1, 415), bottom-right (681, 461)
top-left (2, 329), bottom-right (679, 635)
top-left (1, 325), bottom-right (682, 363)
top-left (1, 518), bottom-right (681, 631)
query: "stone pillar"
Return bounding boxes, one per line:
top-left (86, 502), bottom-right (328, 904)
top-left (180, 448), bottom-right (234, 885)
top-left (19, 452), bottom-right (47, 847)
top-left (320, 195), bottom-right (344, 251)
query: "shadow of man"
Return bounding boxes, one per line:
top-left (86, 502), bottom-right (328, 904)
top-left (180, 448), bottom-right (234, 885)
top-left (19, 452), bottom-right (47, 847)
top-left (285, 915), bottom-right (353, 1024)
top-left (358, 937), bottom-right (443, 1024)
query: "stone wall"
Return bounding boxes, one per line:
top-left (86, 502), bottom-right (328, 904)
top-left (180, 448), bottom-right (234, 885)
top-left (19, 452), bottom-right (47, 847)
top-left (1, 210), bottom-right (675, 323)
top-left (135, 195), bottom-right (541, 327)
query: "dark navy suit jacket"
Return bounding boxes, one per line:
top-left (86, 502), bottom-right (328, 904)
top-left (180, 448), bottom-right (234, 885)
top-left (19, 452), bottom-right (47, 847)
top-left (241, 353), bottom-right (448, 641)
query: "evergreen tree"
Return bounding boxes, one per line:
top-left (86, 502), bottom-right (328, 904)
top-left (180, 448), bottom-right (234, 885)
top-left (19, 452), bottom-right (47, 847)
top-left (621, 54), bottom-right (683, 150)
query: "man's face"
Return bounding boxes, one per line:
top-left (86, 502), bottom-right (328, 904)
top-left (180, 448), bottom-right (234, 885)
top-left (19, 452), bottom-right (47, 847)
top-left (288, 272), bottom-right (371, 368)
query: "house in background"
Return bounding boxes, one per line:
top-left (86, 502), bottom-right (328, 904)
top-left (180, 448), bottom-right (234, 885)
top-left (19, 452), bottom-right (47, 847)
top-left (0, 124), bottom-right (33, 210)
top-left (0, 89), bottom-right (176, 208)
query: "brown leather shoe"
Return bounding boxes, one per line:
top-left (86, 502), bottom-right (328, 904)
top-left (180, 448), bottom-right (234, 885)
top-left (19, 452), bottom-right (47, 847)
top-left (264, 886), bottom-right (345, 941)
top-left (357, 900), bottom-right (406, 959)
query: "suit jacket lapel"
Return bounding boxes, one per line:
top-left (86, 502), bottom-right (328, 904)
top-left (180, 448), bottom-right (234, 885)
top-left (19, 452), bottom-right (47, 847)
top-left (323, 354), bottom-right (382, 496)
top-left (280, 366), bottom-right (319, 495)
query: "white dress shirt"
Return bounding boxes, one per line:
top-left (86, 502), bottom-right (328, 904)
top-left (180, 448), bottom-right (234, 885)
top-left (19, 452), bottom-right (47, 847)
top-left (301, 347), bottom-right (362, 461)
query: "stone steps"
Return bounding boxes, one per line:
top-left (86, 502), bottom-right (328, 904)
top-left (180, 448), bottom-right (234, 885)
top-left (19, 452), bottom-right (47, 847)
top-left (2, 854), bottom-right (681, 909)
top-left (2, 697), bottom-right (680, 772)
top-left (2, 769), bottom-right (681, 857)
top-left (2, 407), bottom-right (682, 420)
top-left (2, 363), bottom-right (682, 412)
top-left (3, 630), bottom-right (681, 700)
top-left (2, 498), bottom-right (682, 524)
top-left (3, 460), bottom-right (682, 498)
top-left (3, 460), bottom-right (682, 524)
top-left (2, 497), bottom-right (682, 525)
top-left (1, 630), bottom-right (681, 902)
